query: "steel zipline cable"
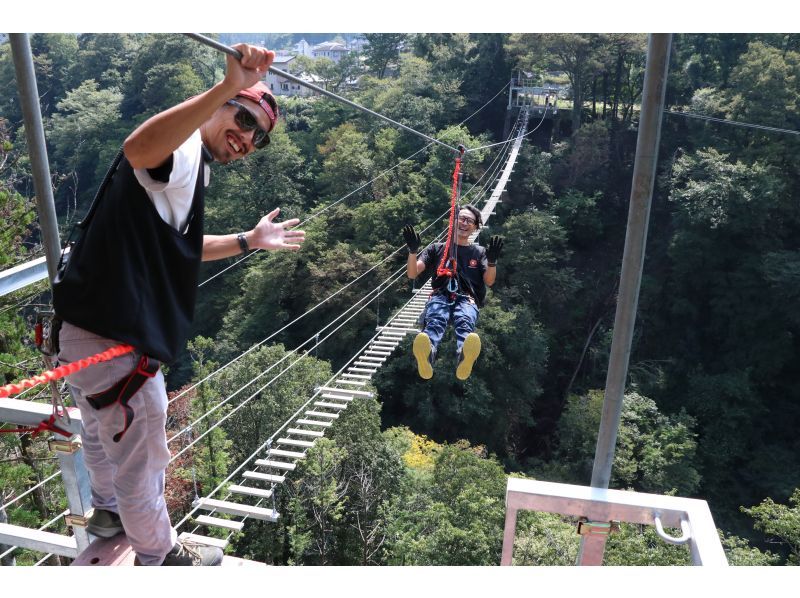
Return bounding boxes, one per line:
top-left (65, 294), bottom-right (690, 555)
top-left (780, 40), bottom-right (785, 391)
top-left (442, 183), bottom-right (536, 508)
top-left (664, 109), bottom-right (800, 136)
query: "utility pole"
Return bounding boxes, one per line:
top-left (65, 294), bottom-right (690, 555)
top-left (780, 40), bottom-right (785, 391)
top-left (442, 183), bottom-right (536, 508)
top-left (576, 33), bottom-right (673, 566)
top-left (9, 34), bottom-right (61, 282)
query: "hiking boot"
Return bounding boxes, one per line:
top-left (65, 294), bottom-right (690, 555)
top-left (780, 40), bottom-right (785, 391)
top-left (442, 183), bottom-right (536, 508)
top-left (456, 333), bottom-right (481, 381)
top-left (87, 508), bottom-right (124, 538)
top-left (413, 332), bottom-right (434, 379)
top-left (160, 539), bottom-right (223, 566)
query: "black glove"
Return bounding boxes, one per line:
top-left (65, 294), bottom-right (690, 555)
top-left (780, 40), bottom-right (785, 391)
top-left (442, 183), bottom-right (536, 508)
top-left (402, 224), bottom-right (421, 253)
top-left (486, 236), bottom-right (504, 265)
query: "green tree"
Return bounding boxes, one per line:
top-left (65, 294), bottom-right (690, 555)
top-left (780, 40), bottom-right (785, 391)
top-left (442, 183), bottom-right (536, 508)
top-left (390, 439), bottom-right (507, 565)
top-left (329, 396), bottom-right (404, 565)
top-left (28, 34), bottom-right (80, 116)
top-left (317, 123), bottom-right (374, 200)
top-left (292, 438), bottom-right (348, 565)
top-left (541, 34), bottom-right (606, 132)
top-left (742, 488), bottom-right (800, 564)
top-left (542, 390), bottom-right (700, 496)
top-left (363, 34), bottom-right (407, 78)
top-left (122, 34), bottom-right (218, 120)
top-left (47, 80), bottom-right (125, 219)
top-left (73, 33), bottom-right (139, 90)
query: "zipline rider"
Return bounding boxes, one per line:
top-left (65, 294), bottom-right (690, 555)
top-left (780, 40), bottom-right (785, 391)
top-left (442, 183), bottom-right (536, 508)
top-left (403, 205), bottom-right (503, 380)
top-left (52, 43), bottom-right (305, 566)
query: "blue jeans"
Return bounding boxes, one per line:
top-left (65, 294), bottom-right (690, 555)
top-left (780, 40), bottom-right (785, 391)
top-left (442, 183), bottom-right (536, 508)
top-left (423, 293), bottom-right (479, 356)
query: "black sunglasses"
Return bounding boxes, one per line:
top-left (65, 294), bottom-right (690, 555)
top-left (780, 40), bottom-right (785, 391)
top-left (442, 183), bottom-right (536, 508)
top-left (226, 99), bottom-right (270, 149)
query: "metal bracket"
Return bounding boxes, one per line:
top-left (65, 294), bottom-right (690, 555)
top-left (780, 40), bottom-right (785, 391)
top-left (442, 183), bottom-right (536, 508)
top-left (65, 513), bottom-right (90, 528)
top-left (654, 513), bottom-right (691, 545)
top-left (577, 519), bottom-right (620, 536)
top-left (49, 437), bottom-right (82, 454)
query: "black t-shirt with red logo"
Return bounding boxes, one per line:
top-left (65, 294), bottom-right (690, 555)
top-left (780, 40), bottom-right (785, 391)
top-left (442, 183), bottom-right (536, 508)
top-left (419, 242), bottom-right (489, 307)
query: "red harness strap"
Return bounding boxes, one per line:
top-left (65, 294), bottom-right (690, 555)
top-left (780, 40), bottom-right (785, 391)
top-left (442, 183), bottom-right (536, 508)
top-left (0, 344), bottom-right (134, 399)
top-left (0, 344), bottom-right (135, 439)
top-left (436, 150), bottom-right (465, 279)
top-left (85, 354), bottom-right (160, 443)
top-left (0, 413), bottom-right (72, 438)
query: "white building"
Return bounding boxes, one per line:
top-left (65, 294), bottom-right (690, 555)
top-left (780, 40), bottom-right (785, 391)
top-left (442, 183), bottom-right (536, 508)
top-left (294, 39), bottom-right (312, 57)
top-left (266, 55), bottom-right (322, 97)
top-left (311, 41), bottom-right (349, 63)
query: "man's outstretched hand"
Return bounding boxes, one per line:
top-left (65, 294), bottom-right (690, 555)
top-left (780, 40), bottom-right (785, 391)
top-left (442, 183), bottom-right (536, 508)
top-left (402, 224), bottom-right (421, 253)
top-left (251, 208), bottom-right (305, 251)
top-left (486, 235), bottom-right (504, 264)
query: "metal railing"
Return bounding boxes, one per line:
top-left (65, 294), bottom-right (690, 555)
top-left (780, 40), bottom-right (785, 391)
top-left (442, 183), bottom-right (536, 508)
top-left (500, 477), bottom-right (728, 566)
top-left (0, 398), bottom-right (91, 562)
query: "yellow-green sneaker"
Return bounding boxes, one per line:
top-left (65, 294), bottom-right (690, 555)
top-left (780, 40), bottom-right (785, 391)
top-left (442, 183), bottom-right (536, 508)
top-left (413, 332), bottom-right (434, 380)
top-left (456, 333), bottom-right (481, 380)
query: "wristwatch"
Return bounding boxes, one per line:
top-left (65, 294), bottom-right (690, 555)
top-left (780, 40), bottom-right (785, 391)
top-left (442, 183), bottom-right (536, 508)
top-left (237, 232), bottom-right (250, 255)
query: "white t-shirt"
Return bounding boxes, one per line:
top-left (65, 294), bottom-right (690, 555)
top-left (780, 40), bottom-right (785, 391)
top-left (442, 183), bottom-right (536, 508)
top-left (132, 130), bottom-right (210, 233)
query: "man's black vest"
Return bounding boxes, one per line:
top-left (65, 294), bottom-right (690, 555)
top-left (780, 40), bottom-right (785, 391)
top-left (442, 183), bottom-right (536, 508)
top-left (53, 152), bottom-right (205, 363)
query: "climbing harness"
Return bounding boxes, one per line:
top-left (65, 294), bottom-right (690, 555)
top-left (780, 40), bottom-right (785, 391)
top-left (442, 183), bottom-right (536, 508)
top-left (85, 353), bottom-right (161, 443)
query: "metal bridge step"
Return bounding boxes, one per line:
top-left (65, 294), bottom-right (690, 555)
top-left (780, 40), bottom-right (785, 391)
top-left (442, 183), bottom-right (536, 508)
top-left (196, 498), bottom-right (279, 522)
top-left (254, 459), bottom-right (297, 470)
top-left (0, 522), bottom-right (77, 558)
top-left (321, 393), bottom-right (353, 401)
top-left (178, 532), bottom-right (228, 549)
top-left (296, 418), bottom-right (332, 427)
top-left (278, 438), bottom-right (316, 448)
top-left (314, 401), bottom-right (348, 410)
top-left (348, 367), bottom-right (376, 374)
top-left (354, 362), bottom-right (382, 369)
top-left (305, 410), bottom-right (339, 419)
top-left (268, 448), bottom-right (307, 459)
top-left (359, 355), bottom-right (386, 361)
top-left (319, 386), bottom-right (373, 397)
top-left (365, 350), bottom-right (391, 356)
top-left (229, 484), bottom-right (273, 499)
top-left (194, 514), bottom-right (244, 532)
top-left (244, 471), bottom-right (286, 484)
top-left (341, 373), bottom-right (371, 379)
top-left (333, 379), bottom-right (366, 386)
top-left (288, 427), bottom-right (324, 438)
